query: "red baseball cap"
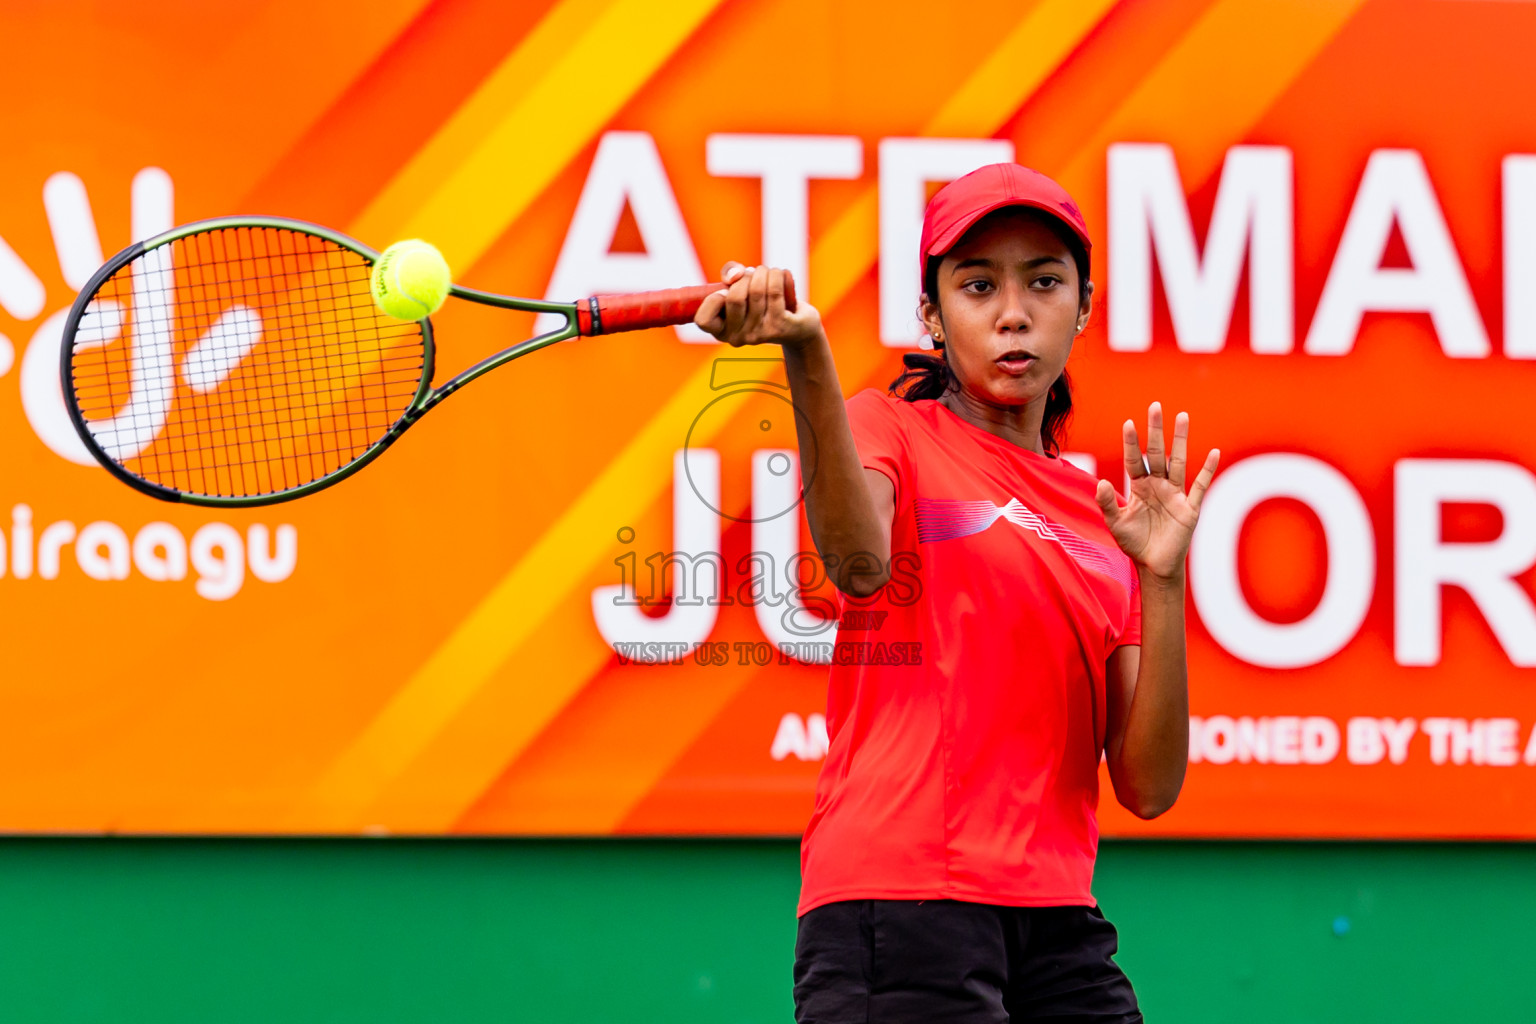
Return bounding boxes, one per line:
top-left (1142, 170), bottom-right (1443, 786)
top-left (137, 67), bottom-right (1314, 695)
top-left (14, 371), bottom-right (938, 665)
top-left (919, 163), bottom-right (1092, 279)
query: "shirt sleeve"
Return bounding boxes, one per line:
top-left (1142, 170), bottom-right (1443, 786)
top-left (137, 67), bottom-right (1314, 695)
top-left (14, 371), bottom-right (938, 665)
top-left (1115, 570), bottom-right (1142, 649)
top-left (844, 388), bottom-right (912, 512)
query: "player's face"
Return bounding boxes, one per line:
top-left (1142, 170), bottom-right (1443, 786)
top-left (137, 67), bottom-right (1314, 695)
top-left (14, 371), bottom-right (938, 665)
top-left (926, 209), bottom-right (1088, 411)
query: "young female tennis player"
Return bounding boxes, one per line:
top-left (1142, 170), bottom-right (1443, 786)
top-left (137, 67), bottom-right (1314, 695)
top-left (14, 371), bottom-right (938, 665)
top-left (695, 163), bottom-right (1218, 1023)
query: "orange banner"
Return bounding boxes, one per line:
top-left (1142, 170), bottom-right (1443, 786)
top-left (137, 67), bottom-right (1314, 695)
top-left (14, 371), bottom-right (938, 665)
top-left (4, 0), bottom-right (1536, 837)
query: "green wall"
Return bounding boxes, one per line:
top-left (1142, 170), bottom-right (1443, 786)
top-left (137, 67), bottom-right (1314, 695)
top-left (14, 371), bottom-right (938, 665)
top-left (0, 839), bottom-right (1527, 1022)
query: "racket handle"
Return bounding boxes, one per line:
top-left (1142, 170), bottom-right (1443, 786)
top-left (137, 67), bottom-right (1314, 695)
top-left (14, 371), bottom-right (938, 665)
top-left (576, 275), bottom-right (798, 335)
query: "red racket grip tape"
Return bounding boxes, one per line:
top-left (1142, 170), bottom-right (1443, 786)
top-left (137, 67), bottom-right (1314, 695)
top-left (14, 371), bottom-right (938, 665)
top-left (576, 275), bottom-right (798, 335)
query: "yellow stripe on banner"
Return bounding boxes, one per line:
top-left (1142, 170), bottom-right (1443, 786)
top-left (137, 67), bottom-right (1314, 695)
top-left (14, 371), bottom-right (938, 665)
top-left (283, 0), bottom-right (727, 831)
top-left (348, 0), bottom-right (619, 248)
top-left (544, 0), bottom-right (1373, 836)
top-left (325, 0), bottom-right (1124, 834)
top-left (292, 356), bottom-right (723, 829)
top-left (1057, 0), bottom-right (1368, 190)
top-left (352, 0), bottom-right (725, 267)
top-left (808, 0), bottom-right (1121, 310)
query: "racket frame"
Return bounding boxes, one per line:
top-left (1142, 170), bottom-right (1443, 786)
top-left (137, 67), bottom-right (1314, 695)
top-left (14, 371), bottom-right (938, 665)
top-left (61, 215), bottom-right (581, 507)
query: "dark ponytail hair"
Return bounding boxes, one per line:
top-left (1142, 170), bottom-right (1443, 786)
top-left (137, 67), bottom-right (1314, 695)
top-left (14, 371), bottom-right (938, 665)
top-left (890, 213), bottom-right (1090, 458)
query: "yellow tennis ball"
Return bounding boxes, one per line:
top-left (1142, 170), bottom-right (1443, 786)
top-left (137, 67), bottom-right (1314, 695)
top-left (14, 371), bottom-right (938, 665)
top-left (370, 239), bottom-right (451, 321)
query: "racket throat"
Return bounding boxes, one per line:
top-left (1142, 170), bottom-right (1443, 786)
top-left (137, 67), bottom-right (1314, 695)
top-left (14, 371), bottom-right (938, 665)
top-left (576, 296), bottom-right (604, 336)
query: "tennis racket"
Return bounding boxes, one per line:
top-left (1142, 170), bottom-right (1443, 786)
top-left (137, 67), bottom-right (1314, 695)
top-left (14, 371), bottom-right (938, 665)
top-left (60, 215), bottom-right (794, 506)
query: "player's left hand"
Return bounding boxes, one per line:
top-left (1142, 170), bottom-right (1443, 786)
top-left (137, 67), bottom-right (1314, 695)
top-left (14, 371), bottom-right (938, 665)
top-left (1095, 402), bottom-right (1219, 582)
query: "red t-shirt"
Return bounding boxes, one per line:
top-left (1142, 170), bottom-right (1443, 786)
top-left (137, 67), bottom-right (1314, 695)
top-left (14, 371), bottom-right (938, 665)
top-left (798, 388), bottom-right (1141, 915)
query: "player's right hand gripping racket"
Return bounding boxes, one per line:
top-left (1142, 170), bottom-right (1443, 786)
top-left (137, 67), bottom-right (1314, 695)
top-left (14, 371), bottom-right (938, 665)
top-left (60, 216), bottom-right (794, 506)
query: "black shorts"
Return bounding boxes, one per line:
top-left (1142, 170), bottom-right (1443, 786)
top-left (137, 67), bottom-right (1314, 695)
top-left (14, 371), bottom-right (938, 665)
top-left (793, 899), bottom-right (1143, 1023)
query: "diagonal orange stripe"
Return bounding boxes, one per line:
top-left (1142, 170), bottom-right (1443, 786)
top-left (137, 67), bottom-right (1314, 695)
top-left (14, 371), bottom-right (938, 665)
top-left (241, 0), bottom-right (566, 226)
top-left (347, 0), bottom-right (619, 256)
top-left (1056, 0), bottom-right (1369, 196)
top-left (350, 0), bottom-right (726, 270)
top-left (450, 0), bottom-right (1374, 837)
top-left (456, 620), bottom-right (767, 834)
top-left (282, 0), bottom-right (729, 831)
top-left (356, 0), bottom-right (1125, 835)
top-left (999, 0), bottom-right (1220, 177)
top-left (808, 0), bottom-right (1121, 311)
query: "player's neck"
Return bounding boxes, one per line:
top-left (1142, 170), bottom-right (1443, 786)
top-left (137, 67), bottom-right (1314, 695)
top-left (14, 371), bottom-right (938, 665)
top-left (938, 389), bottom-right (1046, 454)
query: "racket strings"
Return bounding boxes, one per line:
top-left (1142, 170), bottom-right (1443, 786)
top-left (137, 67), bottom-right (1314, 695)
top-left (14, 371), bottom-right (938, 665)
top-left (68, 225), bottom-right (426, 499)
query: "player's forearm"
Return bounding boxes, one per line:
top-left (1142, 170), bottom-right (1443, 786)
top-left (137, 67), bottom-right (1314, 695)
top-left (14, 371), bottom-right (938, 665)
top-left (783, 333), bottom-right (891, 595)
top-left (1110, 570), bottom-right (1191, 818)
